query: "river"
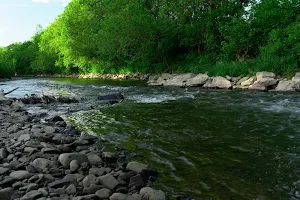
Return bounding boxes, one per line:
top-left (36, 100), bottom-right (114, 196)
top-left (1, 78), bottom-right (300, 200)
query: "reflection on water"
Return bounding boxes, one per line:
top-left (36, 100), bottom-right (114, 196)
top-left (2, 78), bottom-right (300, 200)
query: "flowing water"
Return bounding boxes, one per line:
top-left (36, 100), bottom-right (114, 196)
top-left (1, 78), bottom-right (300, 200)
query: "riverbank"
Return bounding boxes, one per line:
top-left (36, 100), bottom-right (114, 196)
top-left (148, 71), bottom-right (300, 92)
top-left (0, 97), bottom-right (170, 200)
top-left (16, 71), bottom-right (300, 93)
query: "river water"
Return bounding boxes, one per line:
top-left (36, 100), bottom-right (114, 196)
top-left (1, 78), bottom-right (300, 200)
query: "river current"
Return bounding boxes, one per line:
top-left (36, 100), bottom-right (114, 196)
top-left (1, 78), bottom-right (300, 200)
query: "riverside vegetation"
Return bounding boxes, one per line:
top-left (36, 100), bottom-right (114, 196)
top-left (0, 0), bottom-right (299, 78)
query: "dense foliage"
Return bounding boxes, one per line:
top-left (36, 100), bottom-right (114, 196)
top-left (0, 0), bottom-right (299, 78)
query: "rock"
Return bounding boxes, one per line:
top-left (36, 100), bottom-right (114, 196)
top-left (256, 72), bottom-right (276, 80)
top-left (248, 85), bottom-right (266, 91)
top-left (0, 187), bottom-right (13, 200)
top-left (20, 183), bottom-right (38, 193)
top-left (37, 188), bottom-right (48, 197)
top-left (24, 147), bottom-right (37, 153)
top-left (63, 174), bottom-right (84, 185)
top-left (44, 126), bottom-right (55, 134)
top-left (95, 188), bottom-right (112, 199)
top-left (128, 174), bottom-right (144, 189)
top-left (110, 193), bottom-right (128, 200)
top-left (0, 167), bottom-right (9, 175)
top-left (18, 134), bottom-right (31, 142)
top-left (164, 73), bottom-right (195, 87)
top-left (6, 154), bottom-right (14, 161)
top-left (66, 184), bottom-right (77, 195)
top-left (20, 190), bottom-right (43, 200)
top-left (89, 167), bottom-right (105, 176)
top-left (118, 171), bottom-right (136, 182)
top-left (0, 148), bottom-right (8, 160)
top-left (126, 162), bottom-right (148, 174)
top-left (88, 155), bottom-right (103, 166)
top-left (49, 116), bottom-right (64, 123)
top-left (70, 160), bottom-right (80, 172)
top-left (31, 158), bottom-right (50, 172)
top-left (82, 174), bottom-right (99, 188)
top-left (48, 179), bottom-right (71, 188)
top-left (253, 78), bottom-right (278, 87)
top-left (275, 80), bottom-right (300, 91)
top-left (58, 153), bottom-right (88, 168)
top-left (209, 76), bottom-right (232, 89)
top-left (129, 194), bottom-right (142, 200)
top-left (102, 152), bottom-right (118, 161)
top-left (83, 184), bottom-right (104, 195)
top-left (99, 174), bottom-right (119, 190)
top-left (185, 74), bottom-right (208, 87)
top-left (10, 171), bottom-right (31, 180)
top-left (71, 194), bottom-right (98, 200)
top-left (235, 77), bottom-right (249, 85)
top-left (241, 77), bottom-right (256, 86)
top-left (140, 187), bottom-right (168, 200)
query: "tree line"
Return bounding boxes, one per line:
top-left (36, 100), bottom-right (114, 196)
top-left (0, 0), bottom-right (299, 78)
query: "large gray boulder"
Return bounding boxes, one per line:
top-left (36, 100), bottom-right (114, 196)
top-left (140, 187), bottom-right (168, 200)
top-left (95, 188), bottom-right (112, 199)
top-left (58, 153), bottom-right (88, 168)
top-left (185, 74), bottom-right (208, 86)
top-left (164, 73), bottom-right (195, 87)
top-left (10, 171), bottom-right (31, 180)
top-left (210, 76), bottom-right (232, 89)
top-left (99, 174), bottom-right (119, 190)
top-left (256, 72), bottom-right (276, 80)
top-left (126, 161), bottom-right (148, 173)
top-left (252, 78), bottom-right (278, 87)
top-left (31, 158), bottom-right (50, 172)
top-left (275, 80), bottom-right (300, 91)
top-left (0, 188), bottom-right (13, 200)
top-left (109, 193), bottom-right (128, 200)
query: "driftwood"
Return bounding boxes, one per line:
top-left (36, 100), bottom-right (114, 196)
top-left (0, 87), bottom-right (19, 96)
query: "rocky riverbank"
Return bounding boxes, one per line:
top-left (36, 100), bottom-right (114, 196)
top-left (0, 98), bottom-right (170, 200)
top-left (148, 72), bottom-right (300, 92)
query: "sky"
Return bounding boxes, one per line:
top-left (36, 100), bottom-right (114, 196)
top-left (0, 0), bottom-right (71, 47)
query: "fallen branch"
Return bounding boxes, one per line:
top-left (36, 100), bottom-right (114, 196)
top-left (1, 87), bottom-right (20, 95)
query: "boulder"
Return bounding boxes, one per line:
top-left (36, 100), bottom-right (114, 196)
top-left (164, 73), bottom-right (195, 87)
top-left (185, 74), bottom-right (208, 87)
top-left (256, 72), bottom-right (276, 80)
top-left (210, 76), bottom-right (231, 89)
top-left (82, 174), bottom-right (99, 188)
top-left (0, 167), bottom-right (9, 175)
top-left (95, 188), bottom-right (112, 199)
top-left (140, 187), bottom-right (168, 200)
top-left (0, 187), bottom-right (13, 200)
top-left (18, 134), bottom-right (31, 142)
top-left (31, 158), bottom-right (50, 172)
top-left (126, 161), bottom-right (148, 173)
top-left (248, 85), bottom-right (266, 91)
top-left (66, 184), bottom-right (77, 195)
top-left (109, 193), bottom-right (128, 200)
top-left (241, 77), bottom-right (256, 86)
top-left (58, 153), bottom-right (88, 168)
top-left (20, 190), bottom-right (43, 200)
top-left (88, 155), bottom-right (103, 166)
top-left (253, 78), bottom-right (278, 87)
top-left (99, 174), bottom-right (119, 190)
top-left (0, 148), bottom-right (8, 160)
top-left (275, 80), bottom-right (300, 91)
top-left (10, 171), bottom-right (31, 180)
top-left (235, 77), bottom-right (249, 86)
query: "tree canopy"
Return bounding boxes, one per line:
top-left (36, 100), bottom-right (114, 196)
top-left (0, 0), bottom-right (299, 78)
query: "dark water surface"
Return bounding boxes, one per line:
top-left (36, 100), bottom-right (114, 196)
top-left (2, 78), bottom-right (300, 200)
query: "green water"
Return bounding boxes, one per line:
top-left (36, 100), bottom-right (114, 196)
top-left (2, 78), bottom-right (300, 200)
